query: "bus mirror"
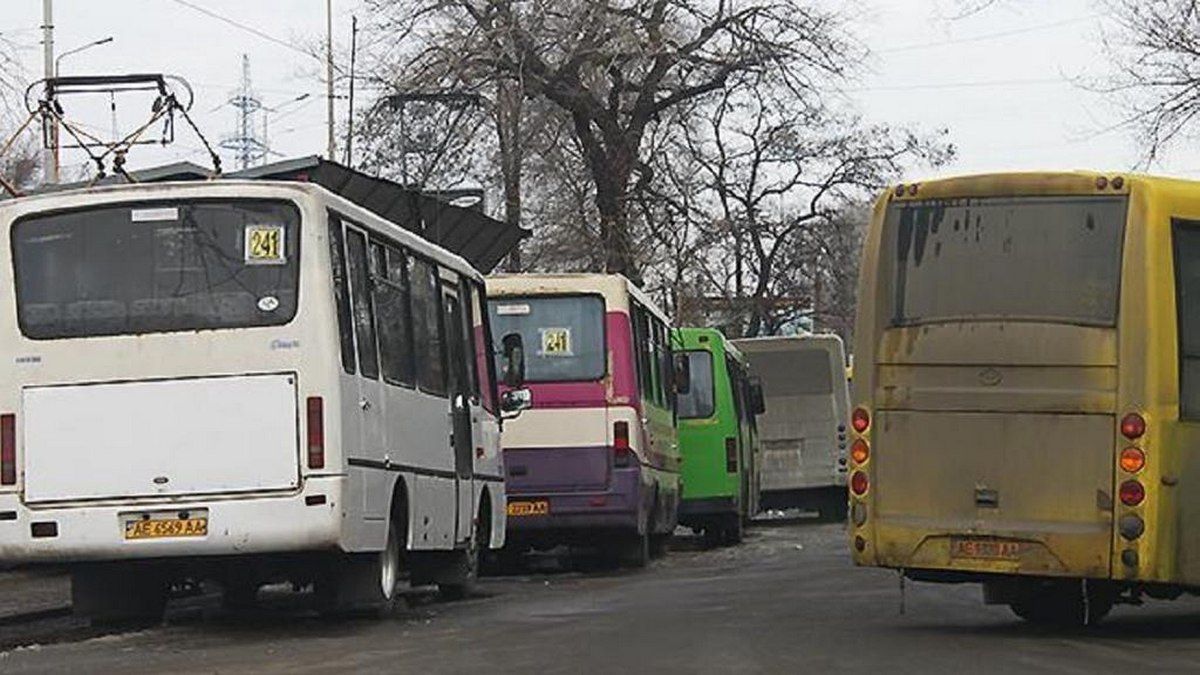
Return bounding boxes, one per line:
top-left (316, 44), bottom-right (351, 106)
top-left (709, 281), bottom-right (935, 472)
top-left (501, 333), bottom-right (526, 387)
top-left (750, 379), bottom-right (766, 416)
top-left (500, 388), bottom-right (532, 418)
top-left (673, 353), bottom-right (691, 394)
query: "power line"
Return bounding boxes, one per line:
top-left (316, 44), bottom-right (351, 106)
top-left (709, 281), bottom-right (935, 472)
top-left (845, 76), bottom-right (1066, 92)
top-left (168, 0), bottom-right (318, 62)
top-left (877, 13), bottom-right (1103, 55)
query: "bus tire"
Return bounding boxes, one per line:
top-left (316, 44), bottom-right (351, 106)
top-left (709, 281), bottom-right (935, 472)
top-left (723, 515), bottom-right (744, 546)
top-left (618, 530), bottom-right (650, 568)
top-left (1008, 580), bottom-right (1114, 627)
top-left (317, 518), bottom-right (404, 618)
top-left (72, 562), bottom-right (168, 626)
top-left (439, 502), bottom-right (486, 600)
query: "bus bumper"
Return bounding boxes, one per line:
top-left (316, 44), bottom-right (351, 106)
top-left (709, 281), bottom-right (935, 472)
top-left (0, 476), bottom-right (344, 563)
top-left (678, 496), bottom-right (737, 528)
top-left (504, 466), bottom-right (645, 545)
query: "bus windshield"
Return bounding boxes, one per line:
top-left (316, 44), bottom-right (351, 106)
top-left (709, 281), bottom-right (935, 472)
top-left (12, 199), bottom-right (300, 339)
top-left (677, 350), bottom-right (715, 419)
top-left (488, 294), bottom-right (605, 382)
top-left (884, 196), bottom-right (1126, 326)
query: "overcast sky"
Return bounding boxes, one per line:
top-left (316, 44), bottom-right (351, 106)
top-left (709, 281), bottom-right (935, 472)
top-left (3, 0), bottom-right (1188, 181)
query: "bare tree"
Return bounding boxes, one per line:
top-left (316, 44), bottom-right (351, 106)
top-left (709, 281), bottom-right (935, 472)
top-left (362, 0), bottom-right (859, 280)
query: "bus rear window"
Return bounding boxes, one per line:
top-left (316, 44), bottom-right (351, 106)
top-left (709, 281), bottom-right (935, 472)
top-left (884, 196), bottom-right (1126, 326)
top-left (13, 199), bottom-right (300, 339)
top-left (677, 350), bottom-right (715, 419)
top-left (488, 295), bottom-right (605, 382)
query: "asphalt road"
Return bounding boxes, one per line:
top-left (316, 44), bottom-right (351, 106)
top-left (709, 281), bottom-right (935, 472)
top-left (6, 521), bottom-right (1200, 673)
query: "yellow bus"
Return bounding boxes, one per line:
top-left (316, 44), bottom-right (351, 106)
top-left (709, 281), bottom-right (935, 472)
top-left (850, 171), bottom-right (1200, 625)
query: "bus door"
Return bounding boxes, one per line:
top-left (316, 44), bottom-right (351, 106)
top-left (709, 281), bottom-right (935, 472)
top-left (442, 282), bottom-right (475, 544)
top-left (343, 227), bottom-right (386, 491)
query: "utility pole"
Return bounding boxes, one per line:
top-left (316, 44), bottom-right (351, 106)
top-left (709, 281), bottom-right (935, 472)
top-left (325, 0), bottom-right (335, 161)
top-left (41, 0), bottom-right (56, 183)
top-left (344, 15), bottom-right (357, 166)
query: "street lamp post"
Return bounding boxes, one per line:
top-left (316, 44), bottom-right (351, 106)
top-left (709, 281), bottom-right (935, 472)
top-left (51, 36), bottom-right (114, 182)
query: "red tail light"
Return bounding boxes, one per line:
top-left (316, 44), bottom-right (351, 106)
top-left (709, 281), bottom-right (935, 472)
top-left (306, 397), bottom-right (325, 470)
top-left (1120, 413), bottom-right (1146, 440)
top-left (0, 414), bottom-right (13, 485)
top-left (851, 407), bottom-right (870, 434)
top-left (613, 421), bottom-right (633, 468)
top-left (725, 437), bottom-right (738, 473)
top-left (850, 470), bottom-right (869, 496)
top-left (1119, 479), bottom-right (1145, 506)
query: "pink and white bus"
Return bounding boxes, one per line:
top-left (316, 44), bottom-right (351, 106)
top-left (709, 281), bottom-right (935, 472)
top-left (487, 274), bottom-right (681, 567)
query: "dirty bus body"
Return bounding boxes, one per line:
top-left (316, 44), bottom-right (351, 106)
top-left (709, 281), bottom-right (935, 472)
top-left (0, 180), bottom-right (506, 622)
top-left (487, 274), bottom-right (680, 567)
top-left (849, 171), bottom-right (1200, 624)
top-left (675, 327), bottom-right (764, 545)
top-left (734, 335), bottom-right (850, 520)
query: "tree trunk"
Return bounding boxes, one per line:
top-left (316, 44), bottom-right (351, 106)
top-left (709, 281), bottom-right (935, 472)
top-left (496, 80), bottom-right (524, 272)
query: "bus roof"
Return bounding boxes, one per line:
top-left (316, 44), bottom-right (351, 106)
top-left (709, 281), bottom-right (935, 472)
top-left (487, 273), bottom-right (671, 324)
top-left (674, 327), bottom-right (746, 364)
top-left (0, 179), bottom-right (485, 283)
top-left (884, 170), bottom-right (1200, 205)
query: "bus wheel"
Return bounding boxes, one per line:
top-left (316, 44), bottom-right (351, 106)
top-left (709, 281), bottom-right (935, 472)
top-left (317, 519), bottom-right (404, 618)
top-left (1009, 580), bottom-right (1115, 626)
top-left (618, 530), bottom-right (650, 568)
top-left (72, 562), bottom-right (168, 626)
top-left (723, 515), bottom-right (745, 546)
top-left (221, 577), bottom-right (260, 611)
top-left (440, 503), bottom-right (487, 600)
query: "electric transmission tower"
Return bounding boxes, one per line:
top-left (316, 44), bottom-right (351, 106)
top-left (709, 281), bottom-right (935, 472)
top-left (219, 54), bottom-right (268, 170)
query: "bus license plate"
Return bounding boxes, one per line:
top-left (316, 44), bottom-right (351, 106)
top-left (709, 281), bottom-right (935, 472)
top-left (950, 537), bottom-right (1024, 560)
top-left (124, 515), bottom-right (208, 540)
top-left (507, 500), bottom-right (549, 517)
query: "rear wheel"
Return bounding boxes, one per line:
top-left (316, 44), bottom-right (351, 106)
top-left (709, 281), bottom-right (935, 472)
top-left (618, 530), bottom-right (650, 568)
top-left (72, 562), bottom-right (169, 626)
top-left (723, 515), bottom-right (745, 546)
top-left (317, 519), bottom-right (404, 618)
top-left (1008, 580), bottom-right (1115, 627)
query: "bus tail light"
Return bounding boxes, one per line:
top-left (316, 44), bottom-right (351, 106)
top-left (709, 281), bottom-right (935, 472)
top-left (613, 421), bottom-right (633, 468)
top-left (725, 437), bottom-right (738, 473)
top-left (850, 439), bottom-right (870, 464)
top-left (1120, 447), bottom-right (1145, 473)
top-left (0, 414), bottom-right (13, 485)
top-left (850, 470), bottom-right (869, 496)
top-left (306, 397), bottom-right (325, 470)
top-left (1120, 412), bottom-right (1146, 440)
top-left (1119, 479), bottom-right (1145, 506)
top-left (851, 407), bottom-right (870, 433)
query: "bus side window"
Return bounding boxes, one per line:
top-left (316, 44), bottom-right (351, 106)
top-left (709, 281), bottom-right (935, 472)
top-left (344, 228), bottom-right (380, 380)
top-left (443, 276), bottom-right (470, 397)
top-left (327, 214), bottom-right (356, 374)
top-left (458, 278), bottom-right (481, 403)
top-left (472, 282), bottom-right (498, 414)
top-left (653, 319), bottom-right (668, 408)
top-left (1174, 220), bottom-right (1200, 419)
top-left (373, 243), bottom-right (416, 387)
top-left (410, 257), bottom-right (447, 396)
top-left (632, 304), bottom-right (652, 403)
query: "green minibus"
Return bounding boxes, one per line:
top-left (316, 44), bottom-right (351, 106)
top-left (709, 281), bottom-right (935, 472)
top-left (673, 328), bottom-right (765, 545)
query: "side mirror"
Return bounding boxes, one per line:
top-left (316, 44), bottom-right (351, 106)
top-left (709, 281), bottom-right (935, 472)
top-left (749, 378), bottom-right (766, 416)
top-left (672, 352), bottom-right (691, 394)
top-left (501, 332), bottom-right (526, 388)
top-left (500, 388), bottom-right (532, 419)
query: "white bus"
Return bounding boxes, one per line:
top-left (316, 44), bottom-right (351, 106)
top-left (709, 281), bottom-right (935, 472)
top-left (0, 179), bottom-right (526, 622)
top-left (733, 334), bottom-right (850, 520)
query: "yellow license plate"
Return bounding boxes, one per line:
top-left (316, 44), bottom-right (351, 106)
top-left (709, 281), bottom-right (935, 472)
top-left (950, 537), bottom-right (1025, 560)
top-left (124, 517), bottom-right (208, 540)
top-left (507, 500), bottom-right (549, 517)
